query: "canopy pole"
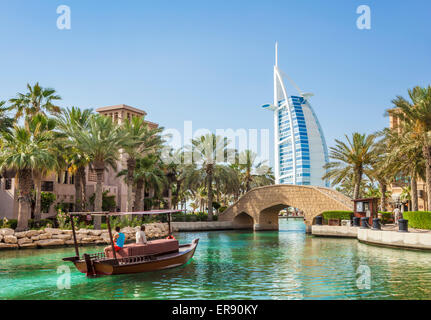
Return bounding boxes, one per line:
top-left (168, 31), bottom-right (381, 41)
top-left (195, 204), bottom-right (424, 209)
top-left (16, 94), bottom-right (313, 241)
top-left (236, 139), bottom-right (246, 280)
top-left (70, 214), bottom-right (80, 258)
top-left (106, 214), bottom-right (118, 262)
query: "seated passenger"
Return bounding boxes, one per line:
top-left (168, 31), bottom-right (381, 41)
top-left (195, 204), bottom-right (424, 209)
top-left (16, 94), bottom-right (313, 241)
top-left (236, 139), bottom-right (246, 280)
top-left (113, 226), bottom-right (125, 251)
top-left (136, 225), bottom-right (147, 244)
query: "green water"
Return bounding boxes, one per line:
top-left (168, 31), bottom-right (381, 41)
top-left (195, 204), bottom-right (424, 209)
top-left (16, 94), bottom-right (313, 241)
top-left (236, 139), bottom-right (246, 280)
top-left (1, 219), bottom-right (431, 299)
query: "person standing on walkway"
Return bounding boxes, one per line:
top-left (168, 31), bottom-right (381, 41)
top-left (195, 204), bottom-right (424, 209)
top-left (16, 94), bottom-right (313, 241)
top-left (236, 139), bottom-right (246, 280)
top-left (393, 207), bottom-right (401, 225)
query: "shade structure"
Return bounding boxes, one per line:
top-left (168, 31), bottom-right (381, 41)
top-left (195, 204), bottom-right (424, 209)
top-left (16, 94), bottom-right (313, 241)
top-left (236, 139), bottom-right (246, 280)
top-left (68, 210), bottom-right (182, 216)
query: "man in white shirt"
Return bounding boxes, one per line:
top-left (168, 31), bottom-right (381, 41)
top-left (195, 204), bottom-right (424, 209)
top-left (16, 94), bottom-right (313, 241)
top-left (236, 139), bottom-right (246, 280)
top-left (136, 225), bottom-right (147, 244)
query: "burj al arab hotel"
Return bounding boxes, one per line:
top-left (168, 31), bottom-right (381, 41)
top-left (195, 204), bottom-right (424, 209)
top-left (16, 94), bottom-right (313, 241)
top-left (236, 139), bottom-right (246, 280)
top-left (262, 43), bottom-right (329, 187)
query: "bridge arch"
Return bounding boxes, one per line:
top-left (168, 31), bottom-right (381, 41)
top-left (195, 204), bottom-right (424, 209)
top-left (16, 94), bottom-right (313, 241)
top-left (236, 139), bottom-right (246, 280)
top-left (219, 184), bottom-right (352, 231)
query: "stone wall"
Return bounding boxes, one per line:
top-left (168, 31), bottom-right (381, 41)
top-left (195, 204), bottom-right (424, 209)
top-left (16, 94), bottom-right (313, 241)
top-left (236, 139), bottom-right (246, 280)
top-left (311, 225), bottom-right (358, 238)
top-left (171, 221), bottom-right (234, 232)
top-left (0, 223), bottom-right (169, 250)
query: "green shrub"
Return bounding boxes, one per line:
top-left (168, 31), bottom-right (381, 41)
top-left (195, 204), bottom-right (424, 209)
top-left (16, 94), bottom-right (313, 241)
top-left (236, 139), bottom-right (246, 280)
top-left (379, 211), bottom-right (393, 224)
top-left (41, 192), bottom-right (56, 213)
top-left (29, 219), bottom-right (53, 229)
top-left (219, 206), bottom-right (227, 213)
top-left (1, 219), bottom-right (17, 229)
top-left (321, 211), bottom-right (353, 221)
top-left (403, 211), bottom-right (431, 229)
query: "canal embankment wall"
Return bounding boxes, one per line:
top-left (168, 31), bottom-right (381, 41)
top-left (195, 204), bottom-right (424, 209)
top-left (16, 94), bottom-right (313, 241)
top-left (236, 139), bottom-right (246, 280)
top-left (0, 223), bottom-right (169, 250)
top-left (312, 225), bottom-right (431, 250)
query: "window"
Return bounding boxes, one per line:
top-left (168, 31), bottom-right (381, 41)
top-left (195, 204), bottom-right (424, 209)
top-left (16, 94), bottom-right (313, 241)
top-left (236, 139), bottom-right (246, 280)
top-left (5, 178), bottom-right (12, 190)
top-left (41, 181), bottom-right (54, 192)
top-left (88, 170), bottom-right (98, 182)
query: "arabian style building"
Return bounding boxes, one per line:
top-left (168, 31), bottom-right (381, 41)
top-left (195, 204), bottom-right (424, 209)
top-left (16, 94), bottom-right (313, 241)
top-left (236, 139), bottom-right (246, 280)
top-left (0, 104), bottom-right (161, 220)
top-left (388, 112), bottom-right (428, 211)
top-left (262, 43), bottom-right (329, 187)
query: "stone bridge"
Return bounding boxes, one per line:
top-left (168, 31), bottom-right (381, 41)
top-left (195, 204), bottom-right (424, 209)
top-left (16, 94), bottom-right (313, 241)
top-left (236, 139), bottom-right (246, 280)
top-left (218, 185), bottom-right (353, 232)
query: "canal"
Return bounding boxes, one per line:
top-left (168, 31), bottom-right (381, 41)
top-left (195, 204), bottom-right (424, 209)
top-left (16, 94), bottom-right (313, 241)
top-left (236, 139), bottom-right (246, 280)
top-left (1, 218), bottom-right (431, 299)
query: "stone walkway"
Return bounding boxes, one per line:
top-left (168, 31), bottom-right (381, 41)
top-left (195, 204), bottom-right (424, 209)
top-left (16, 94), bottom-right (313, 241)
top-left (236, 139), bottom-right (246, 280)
top-left (382, 224), bottom-right (431, 234)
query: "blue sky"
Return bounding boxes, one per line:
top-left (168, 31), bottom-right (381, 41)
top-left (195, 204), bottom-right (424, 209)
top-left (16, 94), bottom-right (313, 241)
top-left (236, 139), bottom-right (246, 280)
top-left (0, 0), bottom-right (430, 167)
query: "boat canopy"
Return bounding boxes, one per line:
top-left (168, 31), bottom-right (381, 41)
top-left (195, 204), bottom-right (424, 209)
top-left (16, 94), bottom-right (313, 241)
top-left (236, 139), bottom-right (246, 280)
top-left (67, 210), bottom-right (182, 216)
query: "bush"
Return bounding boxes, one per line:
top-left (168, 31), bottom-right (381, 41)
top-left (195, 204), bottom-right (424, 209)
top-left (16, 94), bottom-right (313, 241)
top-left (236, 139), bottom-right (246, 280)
top-left (219, 206), bottom-right (227, 213)
top-left (29, 219), bottom-right (53, 229)
top-left (1, 218), bottom-right (17, 229)
top-left (321, 211), bottom-right (353, 222)
top-left (89, 191), bottom-right (117, 212)
top-left (379, 211), bottom-right (393, 224)
top-left (41, 192), bottom-right (56, 213)
top-left (403, 211), bottom-right (431, 229)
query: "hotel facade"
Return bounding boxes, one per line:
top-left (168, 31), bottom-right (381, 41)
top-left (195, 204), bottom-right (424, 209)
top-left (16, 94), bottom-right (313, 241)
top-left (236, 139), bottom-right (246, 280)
top-left (262, 43), bottom-right (329, 187)
top-left (0, 104), bottom-right (162, 220)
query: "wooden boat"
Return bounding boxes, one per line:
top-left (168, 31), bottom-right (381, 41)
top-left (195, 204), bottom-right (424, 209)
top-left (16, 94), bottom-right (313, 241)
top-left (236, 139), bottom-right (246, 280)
top-left (62, 210), bottom-right (199, 276)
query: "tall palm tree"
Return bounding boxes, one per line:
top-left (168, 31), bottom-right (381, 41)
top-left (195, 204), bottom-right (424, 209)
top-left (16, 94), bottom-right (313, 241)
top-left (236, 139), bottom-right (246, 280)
top-left (0, 124), bottom-right (57, 230)
top-left (56, 107), bottom-right (93, 212)
top-left (68, 115), bottom-right (128, 229)
top-left (238, 149), bottom-right (274, 192)
top-left (380, 127), bottom-right (425, 211)
top-left (9, 83), bottom-right (61, 120)
top-left (0, 101), bottom-right (14, 133)
top-left (132, 154), bottom-right (166, 211)
top-left (323, 132), bottom-right (377, 199)
top-left (188, 134), bottom-right (231, 221)
top-left (27, 114), bottom-right (60, 221)
top-left (120, 116), bottom-right (164, 212)
top-left (390, 86), bottom-right (431, 210)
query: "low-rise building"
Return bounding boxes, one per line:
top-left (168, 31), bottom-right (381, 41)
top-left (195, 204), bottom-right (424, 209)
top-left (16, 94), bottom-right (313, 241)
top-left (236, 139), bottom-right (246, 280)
top-left (0, 104), bottom-right (161, 220)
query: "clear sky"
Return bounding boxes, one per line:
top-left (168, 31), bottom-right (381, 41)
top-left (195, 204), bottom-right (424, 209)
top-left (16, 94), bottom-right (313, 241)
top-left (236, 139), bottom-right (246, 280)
top-left (0, 0), bottom-right (430, 167)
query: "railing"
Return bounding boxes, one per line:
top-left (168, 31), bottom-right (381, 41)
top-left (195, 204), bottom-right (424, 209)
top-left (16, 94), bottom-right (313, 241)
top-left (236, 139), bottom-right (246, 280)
top-left (117, 254), bottom-right (157, 265)
top-left (84, 252), bottom-right (106, 260)
top-left (312, 186), bottom-right (353, 210)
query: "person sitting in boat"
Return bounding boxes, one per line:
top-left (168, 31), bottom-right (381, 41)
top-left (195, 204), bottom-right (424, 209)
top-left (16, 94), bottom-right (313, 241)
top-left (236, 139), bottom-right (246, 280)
top-left (166, 234), bottom-right (176, 240)
top-left (136, 225), bottom-right (147, 244)
top-left (113, 226), bottom-right (125, 251)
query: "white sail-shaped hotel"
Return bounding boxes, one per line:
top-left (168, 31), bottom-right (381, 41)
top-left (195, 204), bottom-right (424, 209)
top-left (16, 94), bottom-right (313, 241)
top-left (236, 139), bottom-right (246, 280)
top-left (262, 43), bottom-right (329, 187)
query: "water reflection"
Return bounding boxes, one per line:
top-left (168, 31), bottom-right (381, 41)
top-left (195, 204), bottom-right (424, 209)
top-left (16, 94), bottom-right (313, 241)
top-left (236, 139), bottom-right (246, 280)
top-left (2, 219), bottom-right (431, 299)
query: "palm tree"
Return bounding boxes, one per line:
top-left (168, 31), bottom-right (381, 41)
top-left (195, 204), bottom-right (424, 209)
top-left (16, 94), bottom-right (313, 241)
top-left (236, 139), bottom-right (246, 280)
top-left (0, 124), bottom-right (57, 230)
top-left (323, 132), bottom-right (377, 199)
top-left (27, 114), bottom-right (60, 221)
top-left (55, 107), bottom-right (93, 212)
top-left (237, 149), bottom-right (274, 192)
top-left (188, 134), bottom-right (230, 221)
top-left (120, 116), bottom-right (164, 212)
top-left (68, 115), bottom-right (128, 229)
top-left (390, 86), bottom-right (431, 210)
top-left (133, 154), bottom-right (166, 211)
top-left (9, 83), bottom-right (61, 121)
top-left (0, 101), bottom-right (13, 133)
top-left (379, 126), bottom-right (425, 211)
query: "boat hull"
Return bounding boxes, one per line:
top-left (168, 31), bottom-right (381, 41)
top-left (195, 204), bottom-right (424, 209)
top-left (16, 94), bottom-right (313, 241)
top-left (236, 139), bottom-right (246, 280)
top-left (70, 239), bottom-right (198, 276)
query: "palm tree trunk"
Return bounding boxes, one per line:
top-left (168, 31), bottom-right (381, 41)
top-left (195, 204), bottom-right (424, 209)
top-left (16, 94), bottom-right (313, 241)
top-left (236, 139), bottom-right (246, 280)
top-left (134, 179), bottom-right (144, 211)
top-left (353, 168), bottom-right (363, 200)
top-left (126, 157), bottom-right (136, 212)
top-left (74, 170), bottom-right (83, 212)
top-left (411, 173), bottom-right (419, 211)
top-left (16, 169), bottom-right (33, 231)
top-left (33, 174), bottom-right (42, 221)
top-left (207, 164), bottom-right (214, 221)
top-left (379, 181), bottom-right (387, 212)
top-left (168, 183), bottom-right (172, 209)
top-left (94, 169), bottom-right (104, 229)
top-left (79, 166), bottom-right (87, 211)
top-left (423, 145), bottom-right (431, 211)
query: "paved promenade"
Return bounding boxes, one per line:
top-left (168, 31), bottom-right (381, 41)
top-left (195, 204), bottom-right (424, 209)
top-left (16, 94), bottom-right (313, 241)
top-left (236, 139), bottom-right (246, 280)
top-left (312, 224), bottom-right (431, 250)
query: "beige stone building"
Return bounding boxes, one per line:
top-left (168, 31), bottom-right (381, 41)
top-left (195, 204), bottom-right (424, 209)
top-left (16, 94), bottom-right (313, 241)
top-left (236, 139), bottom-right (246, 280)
top-left (388, 112), bottom-right (428, 211)
top-left (0, 104), bottom-right (161, 220)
